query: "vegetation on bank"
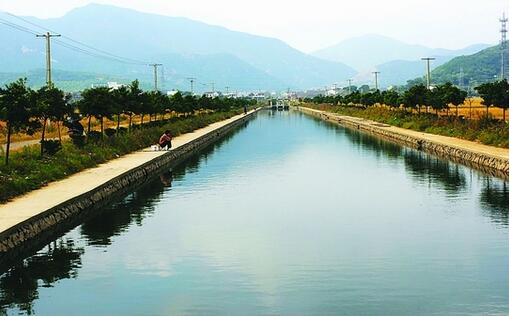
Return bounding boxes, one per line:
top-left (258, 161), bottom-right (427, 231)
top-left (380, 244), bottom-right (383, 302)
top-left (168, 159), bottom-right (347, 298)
top-left (0, 77), bottom-right (256, 202)
top-left (0, 110), bottom-right (244, 203)
top-left (0, 78), bottom-right (254, 165)
top-left (304, 80), bottom-right (509, 149)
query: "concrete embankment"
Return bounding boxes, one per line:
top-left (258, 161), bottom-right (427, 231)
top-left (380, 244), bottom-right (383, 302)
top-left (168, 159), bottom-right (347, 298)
top-left (0, 109), bottom-right (259, 254)
top-left (298, 107), bottom-right (509, 180)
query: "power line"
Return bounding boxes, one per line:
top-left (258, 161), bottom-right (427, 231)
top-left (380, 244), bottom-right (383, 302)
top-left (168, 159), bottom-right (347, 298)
top-left (53, 38), bottom-right (147, 66)
top-left (1, 17), bottom-right (265, 92)
top-left (0, 18), bottom-right (39, 35)
top-left (3, 11), bottom-right (151, 66)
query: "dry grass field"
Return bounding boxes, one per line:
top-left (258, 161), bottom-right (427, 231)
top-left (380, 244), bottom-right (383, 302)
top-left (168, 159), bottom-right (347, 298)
top-left (0, 114), bottom-right (174, 148)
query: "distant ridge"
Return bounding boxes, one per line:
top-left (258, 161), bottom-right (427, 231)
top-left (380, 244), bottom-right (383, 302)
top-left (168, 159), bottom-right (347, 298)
top-left (0, 3), bottom-right (356, 91)
top-left (313, 34), bottom-right (490, 71)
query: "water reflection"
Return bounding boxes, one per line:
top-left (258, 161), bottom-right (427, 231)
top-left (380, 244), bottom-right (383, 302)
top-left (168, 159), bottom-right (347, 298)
top-left (341, 127), bottom-right (403, 160)
top-left (79, 123), bottom-right (249, 248)
top-left (80, 173), bottom-right (170, 247)
top-left (2, 111), bottom-right (509, 315)
top-left (480, 178), bottom-right (509, 226)
top-left (339, 125), bottom-right (467, 195)
top-left (403, 150), bottom-right (467, 195)
top-left (0, 119), bottom-right (251, 315)
top-left (0, 239), bottom-right (83, 315)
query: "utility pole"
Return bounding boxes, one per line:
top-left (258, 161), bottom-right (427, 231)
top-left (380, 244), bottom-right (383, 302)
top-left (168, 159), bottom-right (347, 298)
top-left (186, 77), bottom-right (196, 94)
top-left (150, 64), bottom-right (162, 91)
top-left (372, 72), bottom-right (380, 90)
top-left (211, 82), bottom-right (215, 93)
top-left (347, 79), bottom-right (353, 93)
top-left (421, 57), bottom-right (435, 89)
top-left (459, 67), bottom-right (464, 89)
top-left (500, 12), bottom-right (508, 80)
top-left (36, 32), bottom-right (61, 86)
top-left (225, 86), bottom-right (230, 94)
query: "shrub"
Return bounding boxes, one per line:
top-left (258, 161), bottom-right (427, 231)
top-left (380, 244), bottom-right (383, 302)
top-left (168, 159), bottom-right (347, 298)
top-left (104, 128), bottom-right (117, 137)
top-left (87, 131), bottom-right (102, 142)
top-left (117, 127), bottom-right (128, 134)
top-left (41, 140), bottom-right (62, 156)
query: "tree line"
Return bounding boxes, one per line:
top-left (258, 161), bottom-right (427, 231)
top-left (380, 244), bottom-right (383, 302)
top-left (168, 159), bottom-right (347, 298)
top-left (0, 78), bottom-right (255, 165)
top-left (304, 80), bottom-right (509, 121)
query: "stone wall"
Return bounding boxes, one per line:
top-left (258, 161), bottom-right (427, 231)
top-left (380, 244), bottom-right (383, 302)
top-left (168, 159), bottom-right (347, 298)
top-left (0, 111), bottom-right (258, 255)
top-left (299, 107), bottom-right (509, 180)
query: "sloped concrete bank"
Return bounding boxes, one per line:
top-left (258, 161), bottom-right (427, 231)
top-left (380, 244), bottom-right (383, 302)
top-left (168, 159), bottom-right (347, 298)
top-left (298, 107), bottom-right (509, 180)
top-left (0, 110), bottom-right (258, 255)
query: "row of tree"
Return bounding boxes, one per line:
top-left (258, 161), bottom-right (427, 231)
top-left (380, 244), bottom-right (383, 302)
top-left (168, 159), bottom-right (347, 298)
top-left (0, 78), bottom-right (254, 165)
top-left (304, 80), bottom-right (509, 121)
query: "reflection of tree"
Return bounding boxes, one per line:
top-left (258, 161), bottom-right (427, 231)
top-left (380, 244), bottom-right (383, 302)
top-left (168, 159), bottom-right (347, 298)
top-left (172, 125), bottom-right (244, 181)
top-left (80, 179), bottom-right (165, 246)
top-left (80, 120), bottom-right (249, 247)
top-left (480, 178), bottom-right (509, 226)
top-left (0, 116), bottom-right (253, 314)
top-left (403, 150), bottom-right (466, 194)
top-left (342, 128), bottom-right (403, 160)
top-left (0, 239), bottom-right (83, 315)
top-left (341, 125), bottom-right (468, 195)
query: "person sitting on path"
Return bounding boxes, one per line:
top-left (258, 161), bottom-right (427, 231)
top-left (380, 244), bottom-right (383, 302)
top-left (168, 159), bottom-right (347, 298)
top-left (159, 130), bottom-right (172, 150)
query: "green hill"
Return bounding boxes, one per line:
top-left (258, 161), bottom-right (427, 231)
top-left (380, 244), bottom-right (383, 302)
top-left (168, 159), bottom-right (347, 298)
top-left (429, 45), bottom-right (502, 87)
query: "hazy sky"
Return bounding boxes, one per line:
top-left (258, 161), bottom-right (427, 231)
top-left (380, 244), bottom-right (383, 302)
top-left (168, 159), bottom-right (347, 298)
top-left (0, 0), bottom-right (506, 52)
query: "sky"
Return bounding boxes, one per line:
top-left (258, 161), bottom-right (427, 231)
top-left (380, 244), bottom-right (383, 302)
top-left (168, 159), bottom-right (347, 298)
top-left (0, 0), bottom-right (506, 52)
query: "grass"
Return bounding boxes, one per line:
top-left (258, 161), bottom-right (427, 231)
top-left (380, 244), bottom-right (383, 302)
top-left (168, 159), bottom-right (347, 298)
top-left (306, 103), bottom-right (509, 149)
top-left (0, 110), bottom-right (242, 203)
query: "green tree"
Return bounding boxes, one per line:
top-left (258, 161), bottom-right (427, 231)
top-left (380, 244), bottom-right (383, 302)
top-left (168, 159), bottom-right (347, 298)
top-left (79, 87), bottom-right (116, 134)
top-left (0, 79), bottom-right (39, 165)
top-left (382, 90), bottom-right (400, 109)
top-left (426, 86), bottom-right (447, 115)
top-left (476, 79), bottom-right (509, 121)
top-left (439, 82), bottom-right (467, 118)
top-left (126, 80), bottom-right (143, 130)
top-left (402, 84), bottom-right (428, 113)
top-left (35, 85), bottom-right (70, 156)
top-left (112, 85), bottom-right (130, 130)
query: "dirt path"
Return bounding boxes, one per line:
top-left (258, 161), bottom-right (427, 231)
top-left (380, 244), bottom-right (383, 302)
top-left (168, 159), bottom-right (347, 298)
top-left (1, 138), bottom-right (63, 152)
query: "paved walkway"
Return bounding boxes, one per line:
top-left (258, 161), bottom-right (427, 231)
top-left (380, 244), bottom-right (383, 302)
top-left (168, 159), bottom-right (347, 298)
top-left (304, 107), bottom-right (509, 160)
top-left (0, 110), bottom-right (257, 235)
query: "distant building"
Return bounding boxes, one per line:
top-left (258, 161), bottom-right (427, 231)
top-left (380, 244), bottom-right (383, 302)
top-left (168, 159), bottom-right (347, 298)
top-left (325, 89), bottom-right (339, 97)
top-left (248, 92), bottom-right (267, 101)
top-left (205, 91), bottom-right (221, 98)
top-left (90, 81), bottom-right (125, 90)
top-left (167, 90), bottom-right (179, 97)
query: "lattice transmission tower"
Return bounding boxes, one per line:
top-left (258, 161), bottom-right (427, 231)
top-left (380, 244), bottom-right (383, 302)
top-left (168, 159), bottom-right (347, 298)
top-left (500, 12), bottom-right (508, 80)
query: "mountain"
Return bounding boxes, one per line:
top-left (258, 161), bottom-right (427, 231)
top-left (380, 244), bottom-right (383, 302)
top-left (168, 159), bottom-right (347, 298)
top-left (428, 44), bottom-right (502, 87)
top-left (0, 4), bottom-right (356, 91)
top-left (313, 34), bottom-right (490, 71)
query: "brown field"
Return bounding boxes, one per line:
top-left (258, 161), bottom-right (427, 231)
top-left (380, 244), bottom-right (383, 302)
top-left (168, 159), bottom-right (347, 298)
top-left (381, 98), bottom-right (507, 121)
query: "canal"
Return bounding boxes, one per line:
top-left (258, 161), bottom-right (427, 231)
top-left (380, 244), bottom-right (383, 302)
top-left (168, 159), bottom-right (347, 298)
top-left (1, 110), bottom-right (509, 315)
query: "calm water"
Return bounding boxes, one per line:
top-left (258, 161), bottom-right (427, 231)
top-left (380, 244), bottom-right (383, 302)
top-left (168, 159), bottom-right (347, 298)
top-left (1, 110), bottom-right (509, 315)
